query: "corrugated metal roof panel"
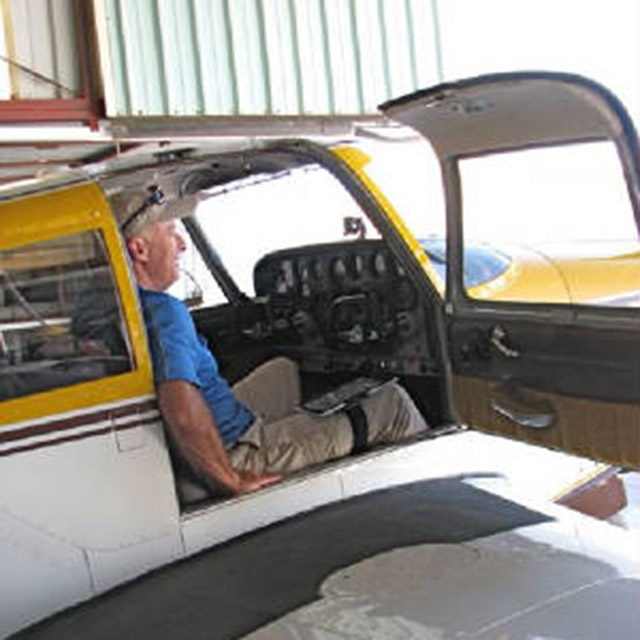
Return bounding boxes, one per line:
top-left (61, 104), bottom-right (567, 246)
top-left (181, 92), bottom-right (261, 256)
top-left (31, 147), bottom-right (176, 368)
top-left (99, 0), bottom-right (441, 117)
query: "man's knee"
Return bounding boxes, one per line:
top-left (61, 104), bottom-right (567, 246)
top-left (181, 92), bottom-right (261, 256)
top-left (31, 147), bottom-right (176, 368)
top-left (233, 356), bottom-right (300, 421)
top-left (362, 382), bottom-right (428, 444)
top-left (255, 356), bottom-right (298, 378)
top-left (268, 356), bottom-right (300, 389)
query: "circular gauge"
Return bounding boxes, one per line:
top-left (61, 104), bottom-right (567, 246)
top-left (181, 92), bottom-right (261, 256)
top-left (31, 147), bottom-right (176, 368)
top-left (352, 254), bottom-right (364, 278)
top-left (298, 262), bottom-right (311, 296)
top-left (373, 252), bottom-right (387, 277)
top-left (394, 280), bottom-right (416, 310)
top-left (310, 259), bottom-right (323, 280)
top-left (331, 257), bottom-right (347, 280)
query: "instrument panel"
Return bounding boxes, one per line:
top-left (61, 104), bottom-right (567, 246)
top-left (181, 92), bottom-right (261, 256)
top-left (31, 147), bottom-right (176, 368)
top-left (252, 240), bottom-right (436, 377)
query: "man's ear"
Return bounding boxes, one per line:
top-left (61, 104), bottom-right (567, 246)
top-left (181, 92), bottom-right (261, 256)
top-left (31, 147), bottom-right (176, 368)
top-left (126, 236), bottom-right (149, 262)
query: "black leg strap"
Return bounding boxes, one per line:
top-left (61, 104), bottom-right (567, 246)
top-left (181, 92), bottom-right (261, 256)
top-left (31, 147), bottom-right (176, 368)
top-left (345, 404), bottom-right (369, 455)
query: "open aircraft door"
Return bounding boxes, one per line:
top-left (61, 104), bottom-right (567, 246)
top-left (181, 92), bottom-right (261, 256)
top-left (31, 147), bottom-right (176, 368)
top-left (381, 72), bottom-right (640, 468)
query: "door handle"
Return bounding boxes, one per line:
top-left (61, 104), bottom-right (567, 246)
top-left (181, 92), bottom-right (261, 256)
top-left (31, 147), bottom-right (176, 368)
top-left (491, 398), bottom-right (555, 429)
top-left (490, 325), bottom-right (520, 358)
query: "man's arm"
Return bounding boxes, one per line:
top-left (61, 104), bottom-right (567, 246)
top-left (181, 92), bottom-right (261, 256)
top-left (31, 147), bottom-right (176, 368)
top-left (158, 380), bottom-right (280, 495)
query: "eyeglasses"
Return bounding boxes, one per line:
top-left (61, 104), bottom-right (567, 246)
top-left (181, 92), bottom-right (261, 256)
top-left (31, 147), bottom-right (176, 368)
top-left (121, 185), bottom-right (166, 233)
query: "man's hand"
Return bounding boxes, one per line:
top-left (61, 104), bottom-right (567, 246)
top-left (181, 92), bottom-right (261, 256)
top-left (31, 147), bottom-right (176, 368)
top-left (159, 380), bottom-right (282, 497)
top-left (235, 470), bottom-right (282, 495)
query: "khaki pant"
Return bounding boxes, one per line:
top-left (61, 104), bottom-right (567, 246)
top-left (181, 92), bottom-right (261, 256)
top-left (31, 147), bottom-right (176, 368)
top-left (229, 357), bottom-right (427, 475)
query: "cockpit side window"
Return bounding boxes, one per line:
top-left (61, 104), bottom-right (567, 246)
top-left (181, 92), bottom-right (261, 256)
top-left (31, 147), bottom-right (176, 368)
top-left (168, 220), bottom-right (227, 308)
top-left (0, 230), bottom-right (133, 401)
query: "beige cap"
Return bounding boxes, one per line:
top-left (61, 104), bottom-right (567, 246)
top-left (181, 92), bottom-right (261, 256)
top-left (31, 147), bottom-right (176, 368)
top-left (109, 182), bottom-right (200, 238)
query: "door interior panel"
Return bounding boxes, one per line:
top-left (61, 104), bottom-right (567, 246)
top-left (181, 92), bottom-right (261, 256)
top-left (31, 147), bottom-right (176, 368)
top-left (453, 376), bottom-right (640, 468)
top-left (450, 313), bottom-right (640, 467)
top-left (450, 317), bottom-right (640, 404)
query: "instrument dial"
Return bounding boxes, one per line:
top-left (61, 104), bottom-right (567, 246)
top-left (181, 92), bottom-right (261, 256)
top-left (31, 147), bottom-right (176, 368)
top-left (331, 257), bottom-right (347, 280)
top-left (373, 252), bottom-right (387, 276)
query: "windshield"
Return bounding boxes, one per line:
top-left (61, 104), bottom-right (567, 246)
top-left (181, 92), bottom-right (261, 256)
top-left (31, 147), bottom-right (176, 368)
top-left (173, 165), bottom-right (380, 306)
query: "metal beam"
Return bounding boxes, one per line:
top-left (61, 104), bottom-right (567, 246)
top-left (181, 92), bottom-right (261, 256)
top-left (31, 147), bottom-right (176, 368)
top-left (107, 115), bottom-right (384, 139)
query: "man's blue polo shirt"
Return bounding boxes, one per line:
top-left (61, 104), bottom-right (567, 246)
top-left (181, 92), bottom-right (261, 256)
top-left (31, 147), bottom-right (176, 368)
top-left (138, 288), bottom-right (253, 446)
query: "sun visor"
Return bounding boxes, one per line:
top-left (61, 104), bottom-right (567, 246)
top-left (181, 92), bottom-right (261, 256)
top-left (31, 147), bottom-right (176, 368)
top-left (107, 174), bottom-right (201, 238)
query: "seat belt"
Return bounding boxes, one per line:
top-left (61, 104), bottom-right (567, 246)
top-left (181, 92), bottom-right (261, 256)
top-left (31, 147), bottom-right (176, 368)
top-left (345, 404), bottom-right (369, 455)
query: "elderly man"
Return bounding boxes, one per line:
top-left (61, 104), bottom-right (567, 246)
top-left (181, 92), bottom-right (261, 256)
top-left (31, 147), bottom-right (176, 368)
top-left (113, 183), bottom-right (428, 497)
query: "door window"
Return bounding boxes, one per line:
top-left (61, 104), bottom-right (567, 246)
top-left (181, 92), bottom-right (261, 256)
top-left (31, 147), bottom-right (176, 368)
top-left (0, 230), bottom-right (133, 400)
top-left (459, 141), bottom-right (640, 306)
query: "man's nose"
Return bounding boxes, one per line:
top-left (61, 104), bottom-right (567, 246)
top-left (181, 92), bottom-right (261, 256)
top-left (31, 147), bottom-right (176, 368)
top-left (176, 234), bottom-right (187, 252)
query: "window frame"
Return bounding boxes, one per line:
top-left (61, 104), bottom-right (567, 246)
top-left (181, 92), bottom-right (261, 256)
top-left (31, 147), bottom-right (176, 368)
top-left (0, 182), bottom-right (154, 427)
top-left (0, 0), bottom-right (103, 129)
top-left (456, 140), bottom-right (640, 306)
